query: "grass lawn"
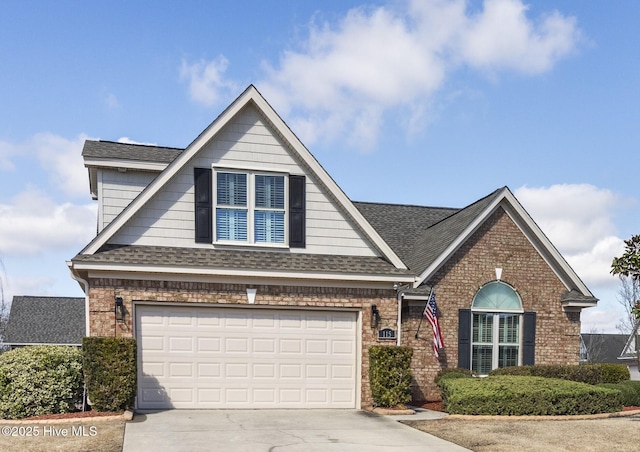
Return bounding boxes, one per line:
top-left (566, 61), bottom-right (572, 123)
top-left (0, 420), bottom-right (125, 452)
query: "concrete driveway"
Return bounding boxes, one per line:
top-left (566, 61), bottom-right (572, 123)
top-left (123, 409), bottom-right (470, 451)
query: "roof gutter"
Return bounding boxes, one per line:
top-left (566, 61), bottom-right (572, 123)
top-left (67, 261), bottom-right (90, 336)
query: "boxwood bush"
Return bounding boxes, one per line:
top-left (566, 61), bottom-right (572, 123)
top-left (597, 383), bottom-right (640, 406)
top-left (440, 375), bottom-right (622, 415)
top-left (369, 345), bottom-right (413, 407)
top-left (83, 337), bottom-right (136, 412)
top-left (0, 346), bottom-right (83, 419)
top-left (489, 363), bottom-right (629, 385)
top-left (434, 367), bottom-right (474, 385)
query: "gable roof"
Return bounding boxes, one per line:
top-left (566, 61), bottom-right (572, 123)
top-left (619, 319), bottom-right (640, 362)
top-left (4, 296), bottom-right (85, 346)
top-left (79, 85), bottom-right (406, 270)
top-left (581, 333), bottom-right (629, 364)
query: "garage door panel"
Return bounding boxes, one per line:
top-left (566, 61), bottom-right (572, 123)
top-left (137, 306), bottom-right (357, 409)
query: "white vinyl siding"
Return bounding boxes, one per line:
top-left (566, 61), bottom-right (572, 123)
top-left (109, 105), bottom-right (378, 257)
top-left (136, 304), bottom-right (358, 409)
top-left (99, 170), bottom-right (158, 231)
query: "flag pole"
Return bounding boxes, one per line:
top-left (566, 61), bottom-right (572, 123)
top-left (415, 287), bottom-right (434, 339)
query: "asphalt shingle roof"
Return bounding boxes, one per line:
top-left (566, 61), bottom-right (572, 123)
top-left (4, 296), bottom-right (85, 345)
top-left (82, 140), bottom-right (183, 164)
top-left (581, 333), bottom-right (629, 364)
top-left (355, 189), bottom-right (503, 274)
top-left (72, 245), bottom-right (412, 277)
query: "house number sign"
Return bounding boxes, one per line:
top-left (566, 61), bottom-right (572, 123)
top-left (378, 328), bottom-right (396, 341)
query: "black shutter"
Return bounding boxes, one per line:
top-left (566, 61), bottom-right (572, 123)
top-left (523, 312), bottom-right (536, 366)
top-left (194, 168), bottom-right (212, 243)
top-left (458, 309), bottom-right (471, 369)
top-left (289, 175), bottom-right (306, 248)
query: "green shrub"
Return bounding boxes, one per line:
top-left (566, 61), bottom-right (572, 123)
top-left (440, 375), bottom-right (622, 415)
top-left (620, 380), bottom-right (640, 401)
top-left (490, 364), bottom-right (601, 384)
top-left (434, 367), bottom-right (474, 385)
top-left (369, 345), bottom-right (413, 407)
top-left (83, 337), bottom-right (137, 412)
top-left (597, 383), bottom-right (640, 406)
top-left (598, 364), bottom-right (630, 383)
top-left (0, 346), bottom-right (83, 419)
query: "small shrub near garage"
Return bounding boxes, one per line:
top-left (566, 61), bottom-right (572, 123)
top-left (369, 345), bottom-right (413, 407)
top-left (83, 337), bottom-right (136, 412)
top-left (0, 346), bottom-right (83, 419)
top-left (440, 375), bottom-right (623, 415)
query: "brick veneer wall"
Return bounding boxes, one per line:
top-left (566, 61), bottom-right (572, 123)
top-left (87, 278), bottom-right (397, 408)
top-left (401, 208), bottom-right (583, 402)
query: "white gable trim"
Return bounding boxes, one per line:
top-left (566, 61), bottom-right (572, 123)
top-left (84, 158), bottom-right (168, 172)
top-left (415, 187), bottom-right (594, 297)
top-left (80, 85), bottom-right (406, 269)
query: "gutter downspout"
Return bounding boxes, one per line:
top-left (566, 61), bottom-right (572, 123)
top-left (397, 290), bottom-right (403, 346)
top-left (67, 262), bottom-right (90, 336)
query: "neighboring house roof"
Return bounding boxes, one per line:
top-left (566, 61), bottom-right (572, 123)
top-left (581, 333), bottom-right (630, 364)
top-left (619, 319), bottom-right (640, 362)
top-left (4, 296), bottom-right (85, 346)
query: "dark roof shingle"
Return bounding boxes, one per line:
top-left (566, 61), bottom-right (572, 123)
top-left (73, 245), bottom-right (412, 277)
top-left (4, 296), bottom-right (85, 345)
top-left (82, 140), bottom-right (183, 164)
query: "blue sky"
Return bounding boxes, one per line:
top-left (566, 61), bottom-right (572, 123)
top-left (0, 1), bottom-right (638, 333)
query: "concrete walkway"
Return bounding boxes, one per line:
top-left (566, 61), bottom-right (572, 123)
top-left (123, 409), bottom-right (469, 451)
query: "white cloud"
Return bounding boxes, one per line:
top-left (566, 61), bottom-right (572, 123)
top-left (515, 184), bottom-right (627, 292)
top-left (0, 188), bottom-right (97, 257)
top-left (258, 0), bottom-right (581, 150)
top-left (0, 140), bottom-right (18, 171)
top-left (180, 56), bottom-right (239, 107)
top-left (31, 133), bottom-right (91, 198)
top-left (117, 137), bottom-right (157, 146)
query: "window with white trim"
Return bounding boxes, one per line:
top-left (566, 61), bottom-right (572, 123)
top-left (214, 170), bottom-right (286, 245)
top-left (471, 281), bottom-right (523, 375)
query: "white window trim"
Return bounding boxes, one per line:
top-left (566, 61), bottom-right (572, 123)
top-left (213, 167), bottom-right (289, 248)
top-left (471, 310), bottom-right (523, 375)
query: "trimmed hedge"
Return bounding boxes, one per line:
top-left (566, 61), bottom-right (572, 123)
top-left (434, 367), bottom-right (474, 385)
top-left (0, 346), bottom-right (83, 419)
top-left (440, 375), bottom-right (623, 415)
top-left (597, 383), bottom-right (640, 406)
top-left (599, 364), bottom-right (630, 383)
top-left (83, 337), bottom-right (137, 412)
top-left (369, 345), bottom-right (413, 407)
top-left (489, 363), bottom-right (630, 385)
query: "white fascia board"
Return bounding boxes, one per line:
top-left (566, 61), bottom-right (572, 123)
top-left (415, 190), bottom-right (506, 287)
top-left (249, 91), bottom-right (407, 270)
top-left (74, 261), bottom-right (414, 284)
top-left (500, 189), bottom-right (594, 297)
top-left (84, 158), bottom-right (168, 172)
top-left (81, 86), bottom-right (257, 255)
top-left (415, 187), bottom-right (594, 298)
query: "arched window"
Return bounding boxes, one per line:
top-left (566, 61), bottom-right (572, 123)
top-left (471, 281), bottom-right (523, 375)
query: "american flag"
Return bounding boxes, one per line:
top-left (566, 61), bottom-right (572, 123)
top-left (423, 289), bottom-right (445, 358)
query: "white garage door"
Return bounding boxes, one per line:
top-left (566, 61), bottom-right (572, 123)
top-left (136, 304), bottom-right (358, 409)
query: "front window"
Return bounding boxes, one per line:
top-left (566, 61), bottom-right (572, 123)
top-left (215, 171), bottom-right (286, 244)
top-left (471, 281), bottom-right (523, 375)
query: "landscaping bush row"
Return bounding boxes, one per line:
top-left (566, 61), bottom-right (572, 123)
top-left (439, 375), bottom-right (623, 415)
top-left (489, 363), bottom-right (630, 384)
top-left (597, 381), bottom-right (640, 406)
top-left (0, 338), bottom-right (137, 419)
